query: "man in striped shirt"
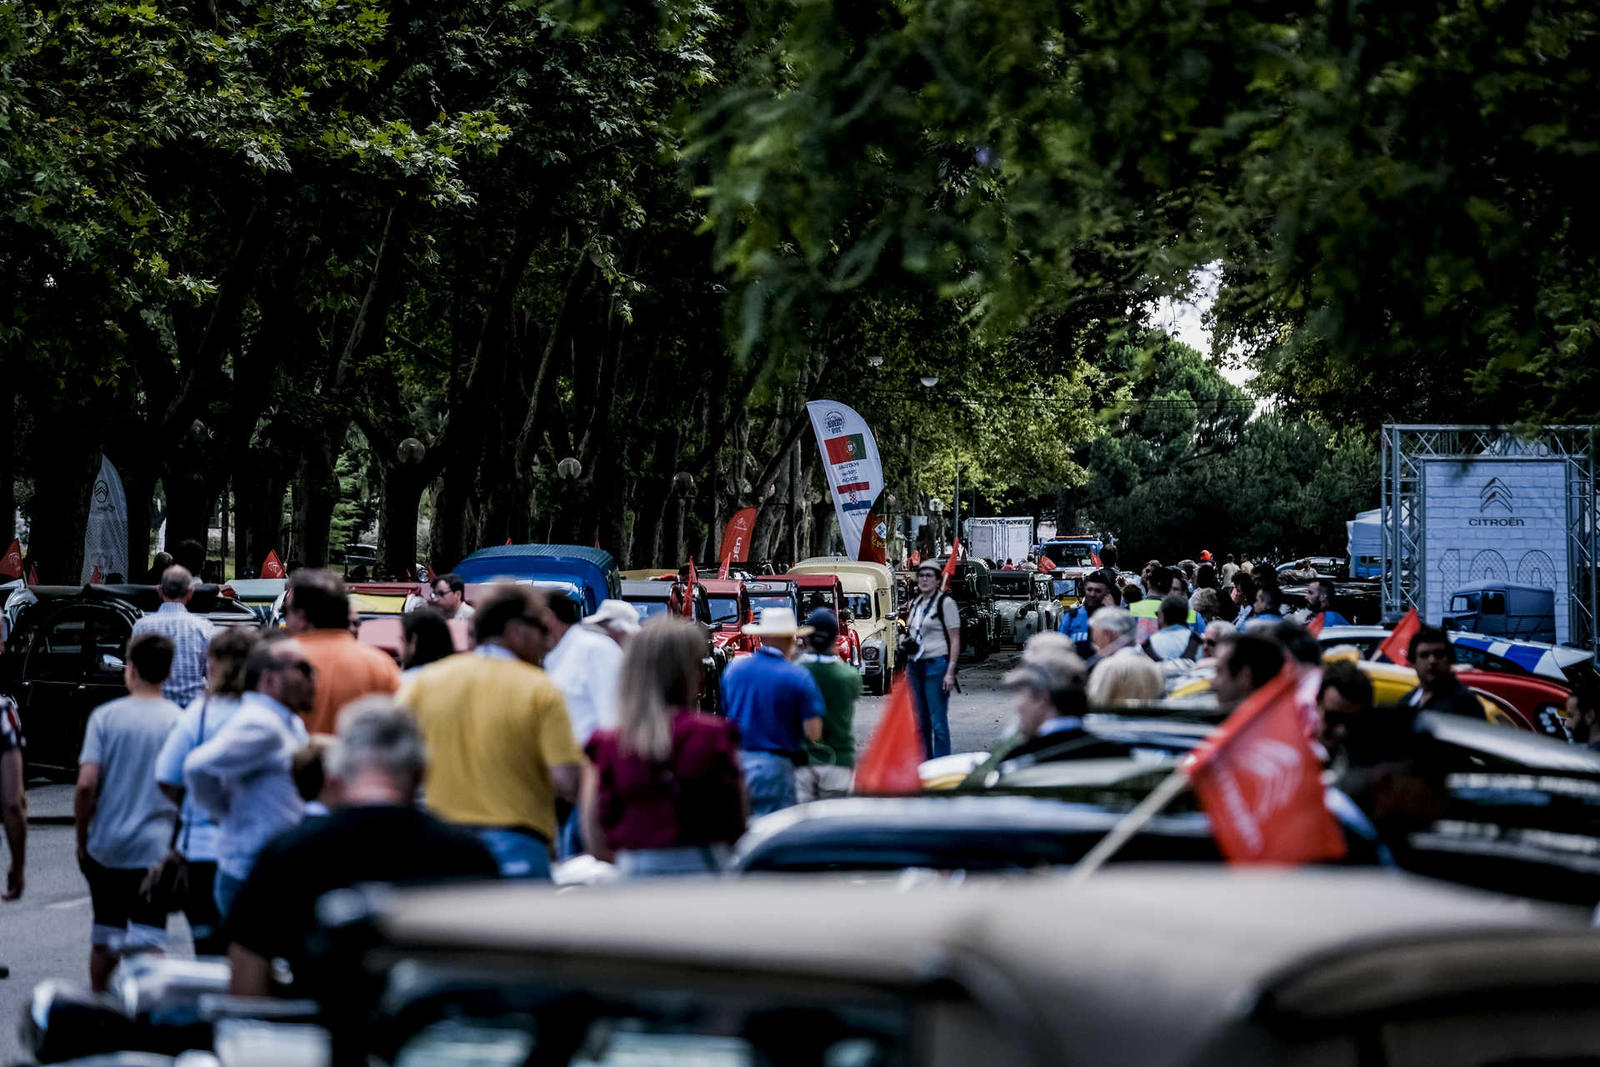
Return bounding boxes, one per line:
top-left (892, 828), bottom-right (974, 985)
top-left (130, 566), bottom-right (213, 707)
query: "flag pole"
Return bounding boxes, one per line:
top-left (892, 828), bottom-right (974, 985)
top-left (1063, 768), bottom-right (1189, 886)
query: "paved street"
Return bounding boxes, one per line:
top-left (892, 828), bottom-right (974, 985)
top-left (0, 650), bottom-right (1019, 1063)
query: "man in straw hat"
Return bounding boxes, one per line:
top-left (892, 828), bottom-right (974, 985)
top-left (719, 606), bottom-right (825, 816)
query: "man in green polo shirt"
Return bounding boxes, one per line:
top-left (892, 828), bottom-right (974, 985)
top-left (796, 607), bottom-right (863, 802)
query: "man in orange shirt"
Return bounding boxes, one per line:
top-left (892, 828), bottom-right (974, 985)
top-left (284, 570), bottom-right (400, 734)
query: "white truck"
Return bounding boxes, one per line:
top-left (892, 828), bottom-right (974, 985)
top-left (963, 516), bottom-right (1035, 566)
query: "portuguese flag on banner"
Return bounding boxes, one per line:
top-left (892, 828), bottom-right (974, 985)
top-left (823, 433), bottom-right (867, 465)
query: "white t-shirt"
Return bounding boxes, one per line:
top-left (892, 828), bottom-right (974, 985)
top-left (908, 594), bottom-right (962, 660)
top-left (542, 623), bottom-right (624, 745)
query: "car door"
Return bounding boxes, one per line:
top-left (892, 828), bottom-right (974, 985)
top-left (21, 603), bottom-right (133, 770)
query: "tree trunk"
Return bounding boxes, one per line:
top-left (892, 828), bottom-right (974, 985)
top-left (378, 460), bottom-right (427, 579)
top-left (295, 436), bottom-right (339, 568)
top-left (120, 463), bottom-right (154, 582)
top-left (0, 394), bottom-right (12, 547)
top-left (235, 461), bottom-right (286, 577)
top-left (160, 450), bottom-right (213, 571)
top-left (26, 427), bottom-right (101, 583)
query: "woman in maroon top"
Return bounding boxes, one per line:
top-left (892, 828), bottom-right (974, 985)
top-left (580, 617), bottom-right (746, 877)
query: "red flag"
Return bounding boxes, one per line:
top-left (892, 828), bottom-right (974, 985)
top-left (0, 539), bottom-right (21, 581)
top-left (854, 677), bottom-right (923, 794)
top-left (1307, 613), bottom-right (1326, 637)
top-left (90, 565), bottom-right (104, 585)
top-left (684, 558), bottom-right (698, 617)
top-left (1036, 555), bottom-right (1056, 573)
top-left (718, 508), bottom-right (758, 579)
top-left (1185, 669), bottom-right (1345, 865)
top-left (940, 537), bottom-right (961, 592)
top-left (505, 537), bottom-right (513, 546)
top-left (857, 507), bottom-right (888, 565)
top-left (259, 550), bottom-right (286, 580)
top-left (908, 550), bottom-right (920, 566)
top-left (25, 563), bottom-right (38, 585)
top-left (1090, 550), bottom-right (1102, 568)
top-left (1376, 607), bottom-right (1421, 667)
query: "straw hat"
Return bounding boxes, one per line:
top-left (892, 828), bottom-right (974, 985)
top-left (741, 606), bottom-right (813, 637)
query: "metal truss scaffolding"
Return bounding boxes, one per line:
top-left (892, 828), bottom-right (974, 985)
top-left (1381, 425), bottom-right (1598, 656)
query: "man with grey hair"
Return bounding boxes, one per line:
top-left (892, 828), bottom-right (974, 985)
top-left (1085, 606), bottom-right (1139, 674)
top-left (130, 565), bottom-right (213, 706)
top-left (223, 698), bottom-right (497, 997)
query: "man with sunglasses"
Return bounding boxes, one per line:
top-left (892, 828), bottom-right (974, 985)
top-left (184, 636), bottom-right (313, 918)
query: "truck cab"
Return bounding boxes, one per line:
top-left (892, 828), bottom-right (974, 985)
top-left (789, 558), bottom-right (899, 692)
top-left (1444, 581), bottom-right (1557, 644)
top-left (1039, 536), bottom-right (1103, 570)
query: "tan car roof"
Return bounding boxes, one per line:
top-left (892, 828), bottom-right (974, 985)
top-left (376, 867), bottom-right (1583, 1064)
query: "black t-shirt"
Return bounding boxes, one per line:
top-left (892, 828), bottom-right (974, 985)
top-left (225, 805), bottom-right (499, 974)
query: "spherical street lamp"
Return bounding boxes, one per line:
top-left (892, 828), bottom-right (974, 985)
top-left (397, 437), bottom-right (426, 465)
top-left (919, 374), bottom-right (940, 388)
top-left (672, 471), bottom-right (696, 498)
top-left (556, 457), bottom-right (582, 481)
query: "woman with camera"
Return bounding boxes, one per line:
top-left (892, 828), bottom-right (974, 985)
top-left (903, 562), bottom-right (962, 758)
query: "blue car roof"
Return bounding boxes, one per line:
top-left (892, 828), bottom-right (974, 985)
top-left (452, 545), bottom-right (619, 612)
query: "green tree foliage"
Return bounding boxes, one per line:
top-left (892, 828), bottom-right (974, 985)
top-left (1079, 339), bottom-right (1376, 561)
top-left (696, 0), bottom-right (1600, 424)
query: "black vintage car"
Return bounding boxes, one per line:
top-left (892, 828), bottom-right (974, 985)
top-left (0, 584), bottom-right (257, 774)
top-left (618, 579), bottom-right (729, 715)
top-left (927, 557), bottom-right (998, 662)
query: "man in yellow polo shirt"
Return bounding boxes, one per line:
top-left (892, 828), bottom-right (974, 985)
top-left (399, 585), bottom-right (582, 879)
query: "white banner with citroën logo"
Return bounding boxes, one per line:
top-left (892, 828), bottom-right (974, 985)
top-left (806, 400), bottom-right (887, 564)
top-left (1421, 459), bottom-right (1569, 643)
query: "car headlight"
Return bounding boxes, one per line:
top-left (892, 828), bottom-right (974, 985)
top-left (862, 646), bottom-right (879, 661)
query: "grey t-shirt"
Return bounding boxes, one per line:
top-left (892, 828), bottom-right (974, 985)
top-left (81, 695), bottom-right (181, 869)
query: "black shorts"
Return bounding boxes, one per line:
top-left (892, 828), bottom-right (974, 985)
top-left (81, 855), bottom-right (168, 949)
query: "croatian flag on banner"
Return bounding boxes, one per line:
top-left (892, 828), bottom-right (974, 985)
top-left (806, 400), bottom-right (887, 564)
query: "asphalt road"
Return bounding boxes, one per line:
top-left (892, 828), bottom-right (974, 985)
top-left (0, 649), bottom-right (1020, 1064)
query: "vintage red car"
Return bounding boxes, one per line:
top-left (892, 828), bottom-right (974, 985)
top-left (782, 573), bottom-right (862, 667)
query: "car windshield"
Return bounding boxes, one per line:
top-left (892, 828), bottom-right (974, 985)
top-left (749, 595), bottom-right (796, 616)
top-left (1051, 578), bottom-right (1080, 598)
top-left (1042, 544), bottom-right (1097, 567)
top-left (631, 601), bottom-right (670, 619)
top-left (797, 589), bottom-right (836, 614)
top-left (707, 596), bottom-right (742, 626)
top-left (1452, 593), bottom-right (1479, 613)
top-left (844, 593), bottom-right (872, 618)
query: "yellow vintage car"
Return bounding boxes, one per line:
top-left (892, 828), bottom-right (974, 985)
top-left (789, 557), bottom-right (901, 693)
top-left (1171, 646), bottom-right (1524, 729)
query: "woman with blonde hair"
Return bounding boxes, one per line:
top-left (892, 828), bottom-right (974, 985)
top-left (580, 617), bottom-right (745, 877)
top-left (1086, 653), bottom-right (1164, 707)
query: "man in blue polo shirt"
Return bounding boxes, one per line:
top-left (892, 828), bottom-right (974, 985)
top-left (1058, 569), bottom-right (1119, 660)
top-left (1305, 577), bottom-right (1351, 630)
top-left (720, 607), bottom-right (825, 816)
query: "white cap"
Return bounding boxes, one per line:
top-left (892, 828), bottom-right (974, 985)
top-left (583, 599), bottom-right (641, 634)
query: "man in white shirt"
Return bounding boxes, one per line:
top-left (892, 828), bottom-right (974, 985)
top-left (533, 590), bottom-right (623, 857)
top-left (535, 591), bottom-right (623, 747)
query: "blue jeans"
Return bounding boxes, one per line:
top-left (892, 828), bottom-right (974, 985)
top-left (616, 845), bottom-right (731, 878)
top-left (908, 656), bottom-right (952, 759)
top-left (473, 828), bottom-right (552, 880)
top-left (739, 751), bottom-right (798, 817)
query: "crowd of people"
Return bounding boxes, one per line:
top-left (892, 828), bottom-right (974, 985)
top-left (6, 547), bottom-right (1599, 1002)
top-left (0, 562), bottom-right (872, 998)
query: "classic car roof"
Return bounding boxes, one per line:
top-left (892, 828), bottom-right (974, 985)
top-left (221, 578), bottom-right (287, 598)
top-left (13, 583), bottom-right (253, 616)
top-left (374, 869), bottom-right (1582, 1063)
top-left (790, 558), bottom-right (893, 580)
top-left (1318, 625), bottom-right (1590, 680)
top-left (698, 578), bottom-right (744, 594)
top-left (620, 579), bottom-right (675, 600)
top-left (781, 572), bottom-right (842, 588)
top-left (452, 544), bottom-right (617, 582)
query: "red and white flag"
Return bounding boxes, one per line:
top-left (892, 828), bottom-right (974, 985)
top-left (0, 539), bottom-right (21, 581)
top-left (1185, 669), bottom-right (1345, 865)
top-left (259, 550), bottom-right (286, 580)
top-left (89, 565), bottom-right (104, 585)
top-left (854, 677), bottom-right (923, 795)
top-left (1376, 607), bottom-right (1421, 667)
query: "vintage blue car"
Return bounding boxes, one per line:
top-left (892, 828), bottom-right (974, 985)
top-left (451, 544), bottom-right (621, 616)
